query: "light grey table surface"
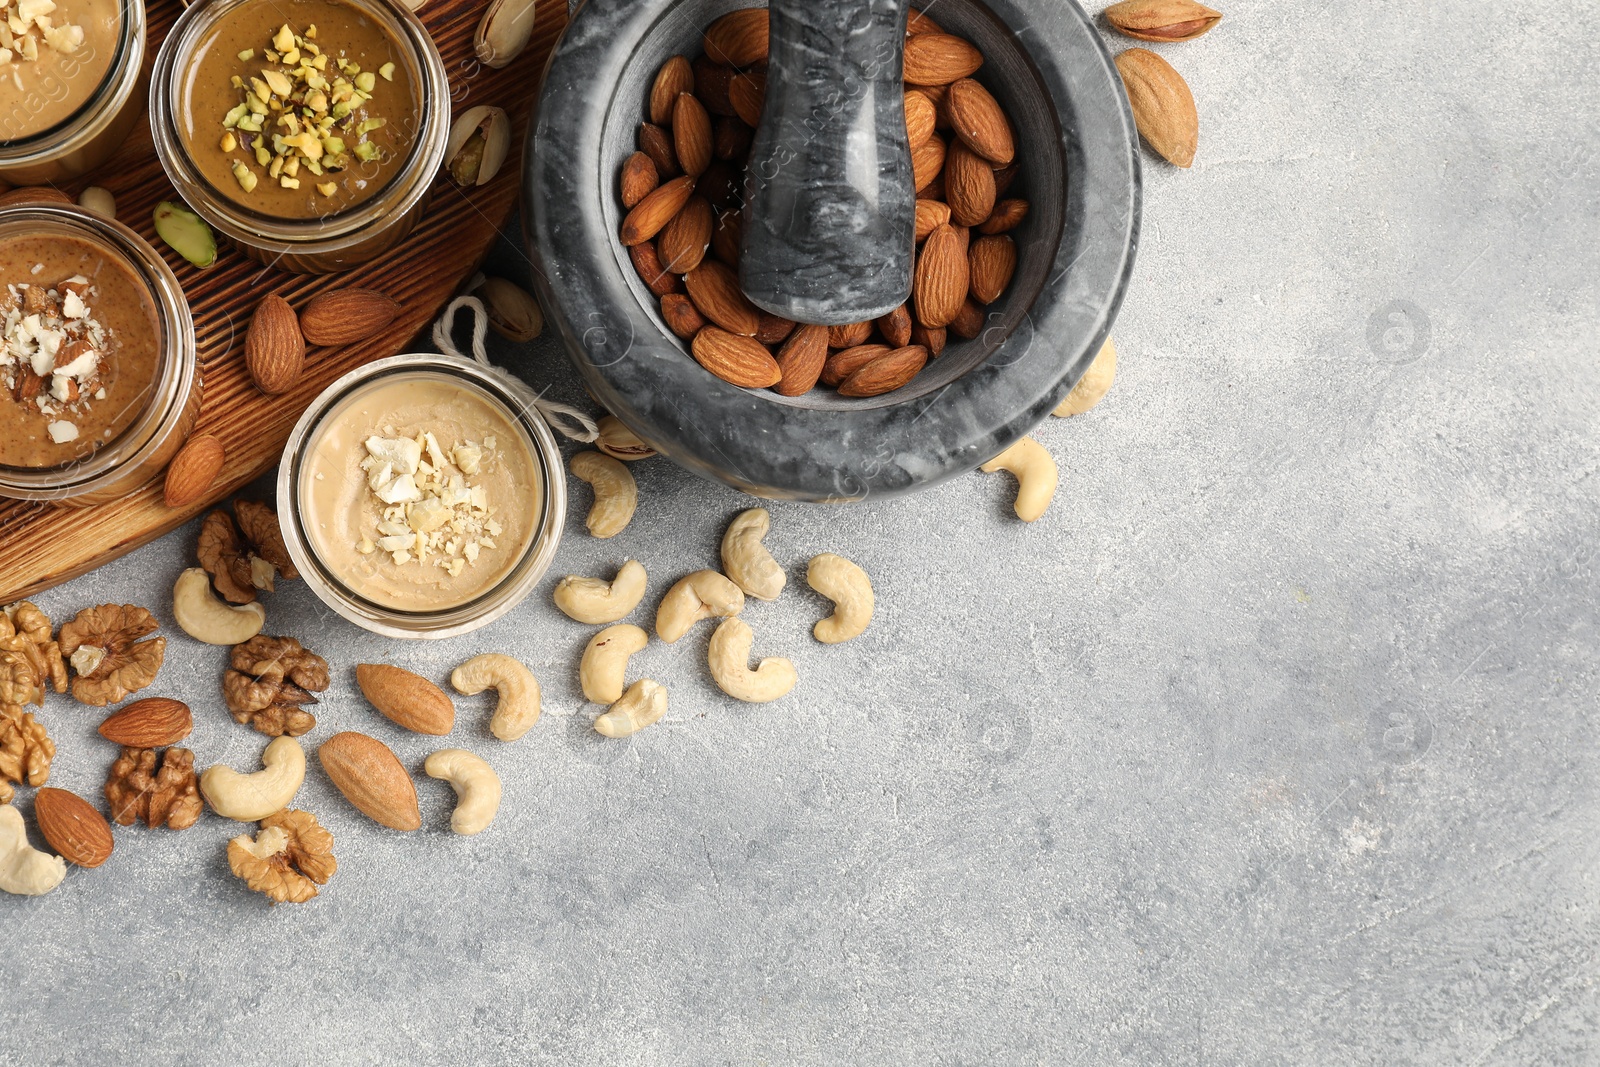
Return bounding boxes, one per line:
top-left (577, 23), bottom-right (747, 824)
top-left (5, 1), bottom-right (1599, 1064)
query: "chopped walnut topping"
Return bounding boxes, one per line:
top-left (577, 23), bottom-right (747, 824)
top-left (227, 808), bottom-right (336, 904)
top-left (0, 600), bottom-right (66, 707)
top-left (357, 429), bottom-right (505, 579)
top-left (1, 273), bottom-right (110, 444)
top-left (222, 635), bottom-right (328, 737)
top-left (0, 703), bottom-right (53, 803)
top-left (58, 603), bottom-right (165, 706)
top-left (104, 746), bottom-right (202, 829)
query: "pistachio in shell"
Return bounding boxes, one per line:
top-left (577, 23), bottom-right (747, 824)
top-left (474, 0), bottom-right (537, 70)
top-left (445, 105), bottom-right (512, 187)
top-left (475, 276), bottom-right (544, 342)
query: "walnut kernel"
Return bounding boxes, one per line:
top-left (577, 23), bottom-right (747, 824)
top-left (223, 635), bottom-right (329, 737)
top-left (104, 746), bottom-right (202, 829)
top-left (0, 704), bottom-right (54, 803)
top-left (227, 808), bottom-right (336, 904)
top-left (0, 601), bottom-right (68, 707)
top-left (58, 604), bottom-right (166, 706)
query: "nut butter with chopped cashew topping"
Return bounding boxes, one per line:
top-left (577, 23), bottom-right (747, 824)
top-left (178, 0), bottom-right (417, 217)
top-left (299, 372), bottom-right (540, 612)
top-left (0, 0), bottom-right (120, 141)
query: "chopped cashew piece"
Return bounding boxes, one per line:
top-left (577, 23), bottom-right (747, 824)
top-left (172, 567), bottom-right (266, 645)
top-left (706, 617), bottom-right (797, 703)
top-left (579, 624), bottom-right (648, 704)
top-left (655, 570), bottom-right (745, 643)
top-left (552, 559), bottom-right (648, 624)
top-left (979, 437), bottom-right (1058, 522)
top-left (1053, 337), bottom-right (1117, 417)
top-left (806, 553), bottom-right (874, 643)
top-left (720, 508), bottom-right (786, 601)
top-left (450, 653), bottom-right (542, 741)
top-left (569, 451), bottom-right (637, 538)
top-left (594, 679), bottom-right (668, 738)
top-left (199, 736), bottom-right (306, 822)
top-left (423, 749), bottom-right (502, 835)
top-left (0, 804), bottom-right (66, 896)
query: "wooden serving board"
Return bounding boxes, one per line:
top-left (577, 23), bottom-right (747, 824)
top-left (0, 0), bottom-right (568, 601)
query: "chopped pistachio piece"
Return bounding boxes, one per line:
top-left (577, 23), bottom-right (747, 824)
top-left (232, 161), bottom-right (258, 192)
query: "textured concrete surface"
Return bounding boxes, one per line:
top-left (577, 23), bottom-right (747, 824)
top-left (5, 1), bottom-right (1599, 1063)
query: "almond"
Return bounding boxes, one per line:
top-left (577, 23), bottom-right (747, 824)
top-left (299, 289), bottom-right (400, 346)
top-left (661, 293), bottom-right (708, 339)
top-left (729, 72), bottom-right (766, 128)
top-left (715, 115), bottom-right (754, 160)
top-left (756, 312), bottom-right (797, 346)
top-left (944, 140), bottom-right (996, 227)
top-left (712, 207), bottom-right (743, 266)
top-left (1115, 48), bottom-right (1198, 167)
top-left (98, 697), bottom-right (193, 747)
top-left (1104, 0), bottom-right (1221, 42)
top-left (318, 731), bottom-right (421, 832)
top-left (950, 296), bottom-right (985, 339)
top-left (969, 234), bottom-right (1017, 304)
top-left (693, 56), bottom-right (738, 117)
top-left (621, 175), bottom-right (696, 246)
top-left (945, 78), bottom-right (1015, 165)
top-left (912, 224), bottom-right (968, 328)
top-left (993, 161), bottom-right (1020, 198)
top-left (691, 327), bottom-right (783, 388)
top-left (630, 241), bottom-right (683, 297)
top-left (684, 260), bottom-right (760, 336)
top-left (915, 198), bottom-right (952, 241)
top-left (822, 344), bottom-right (892, 388)
top-left (33, 788), bottom-right (114, 868)
top-left (906, 7), bottom-right (944, 35)
top-left (979, 198), bottom-right (1029, 234)
top-left (827, 321), bottom-right (873, 349)
top-left (245, 293), bottom-right (304, 394)
top-left (0, 186), bottom-right (73, 208)
top-left (903, 34), bottom-right (983, 86)
top-left (839, 344), bottom-right (929, 398)
top-left (672, 92), bottom-right (713, 177)
top-left (356, 663), bottom-right (455, 735)
top-left (657, 194), bottom-right (713, 273)
top-left (699, 159), bottom-right (739, 208)
top-left (620, 151), bottom-right (659, 208)
top-left (878, 304), bottom-right (914, 348)
top-left (911, 135), bottom-right (947, 192)
top-left (639, 121), bottom-right (680, 177)
top-left (773, 324), bottom-right (829, 396)
top-left (704, 8), bottom-right (769, 67)
top-left (163, 434), bottom-right (225, 509)
top-left (650, 55), bottom-right (695, 124)
top-left (904, 90), bottom-right (937, 149)
top-left (911, 323), bottom-right (947, 356)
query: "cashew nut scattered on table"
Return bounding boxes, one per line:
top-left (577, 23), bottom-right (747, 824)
top-left (199, 736), bottom-right (306, 822)
top-left (655, 570), bottom-right (745, 643)
top-left (979, 437), bottom-right (1058, 522)
top-left (1053, 337), bottom-right (1117, 417)
top-left (450, 653), bottom-right (542, 741)
top-left (594, 679), bottom-right (669, 738)
top-left (423, 749), bottom-right (503, 835)
top-left (0, 804), bottom-right (66, 897)
top-left (806, 553), bottom-right (875, 644)
top-left (720, 508), bottom-right (786, 601)
top-left (172, 568), bottom-right (266, 645)
top-left (706, 617), bottom-right (797, 703)
top-left (552, 559), bottom-right (648, 624)
top-left (579, 624), bottom-right (649, 704)
top-left (569, 451), bottom-right (638, 538)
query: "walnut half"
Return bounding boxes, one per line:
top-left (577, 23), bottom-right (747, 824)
top-left (0, 704), bottom-right (54, 804)
top-left (104, 746), bottom-right (202, 829)
top-left (223, 635), bottom-right (329, 737)
top-left (58, 604), bottom-right (166, 706)
top-left (227, 809), bottom-right (336, 904)
top-left (0, 601), bottom-right (68, 708)
top-left (198, 501), bottom-right (300, 606)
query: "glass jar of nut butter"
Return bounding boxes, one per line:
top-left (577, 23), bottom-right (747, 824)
top-left (150, 0), bottom-right (451, 274)
top-left (0, 204), bottom-right (200, 505)
top-left (0, 0), bottom-right (147, 184)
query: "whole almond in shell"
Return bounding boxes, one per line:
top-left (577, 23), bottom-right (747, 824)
top-left (913, 224), bottom-right (968, 329)
top-left (904, 90), bottom-right (937, 149)
top-left (620, 151), bottom-right (659, 208)
top-left (650, 55), bottom-right (695, 125)
top-left (661, 293), bottom-right (708, 339)
top-left (839, 344), bottom-right (929, 398)
top-left (245, 294), bottom-right (303, 395)
top-left (691, 327), bottom-right (783, 388)
top-left (1105, 0), bottom-right (1221, 42)
top-left (318, 732), bottom-right (421, 832)
top-left (657, 194), bottom-right (713, 273)
top-left (1115, 48), bottom-right (1198, 168)
top-left (163, 434), bottom-right (225, 508)
top-left (356, 663), bottom-right (455, 735)
top-left (621, 175), bottom-right (696, 246)
top-left (903, 33), bottom-right (983, 86)
top-left (672, 92), bottom-right (713, 177)
top-left (704, 8), bottom-right (769, 67)
top-left (98, 697), bottom-right (193, 747)
top-left (774, 324), bottom-right (829, 396)
top-left (684, 260), bottom-right (760, 336)
top-left (822, 344), bottom-right (892, 388)
top-left (945, 78), bottom-right (1015, 165)
top-left (969, 234), bottom-right (1018, 304)
top-left (299, 289), bottom-right (400, 346)
top-left (944, 140), bottom-right (996, 227)
top-left (34, 788), bottom-right (114, 868)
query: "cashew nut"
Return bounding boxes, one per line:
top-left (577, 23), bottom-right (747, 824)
top-left (200, 736), bottom-right (306, 822)
top-left (1053, 337), bottom-right (1117, 417)
top-left (594, 679), bottom-right (669, 738)
top-left (450, 653), bottom-right (542, 741)
top-left (655, 570), bottom-right (745, 643)
top-left (707, 617), bottom-right (797, 703)
top-left (570, 451), bottom-right (637, 538)
top-left (579, 624), bottom-right (648, 704)
top-left (553, 559), bottom-right (648, 624)
top-left (423, 749), bottom-right (502, 835)
top-left (806, 553), bottom-right (874, 643)
top-left (979, 437), bottom-right (1058, 522)
top-left (0, 804), bottom-right (66, 896)
top-left (172, 567), bottom-right (266, 645)
top-left (721, 508), bottom-right (786, 601)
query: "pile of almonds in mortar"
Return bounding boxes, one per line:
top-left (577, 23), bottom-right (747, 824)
top-left (617, 6), bottom-right (1026, 398)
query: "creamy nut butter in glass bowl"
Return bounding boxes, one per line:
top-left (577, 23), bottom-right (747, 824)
top-left (0, 204), bottom-right (200, 505)
top-left (0, 0), bottom-right (148, 184)
top-left (149, 0), bottom-right (450, 274)
top-left (278, 355), bottom-right (567, 638)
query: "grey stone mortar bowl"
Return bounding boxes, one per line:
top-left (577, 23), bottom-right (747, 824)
top-left (525, 0), bottom-right (1140, 501)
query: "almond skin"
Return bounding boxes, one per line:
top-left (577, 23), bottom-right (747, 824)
top-left (911, 135), bottom-right (947, 192)
top-left (729, 72), bottom-right (766, 128)
top-left (318, 732), bottom-right (421, 832)
top-left (98, 697), bottom-right (193, 747)
top-left (684, 260), bottom-right (760, 336)
top-left (245, 294), bottom-right (303, 395)
top-left (691, 327), bottom-right (783, 388)
top-left (711, 208), bottom-right (743, 266)
top-left (299, 289), bottom-right (400, 346)
top-left (650, 55), bottom-right (695, 125)
top-left (878, 305), bottom-right (914, 349)
top-left (163, 434), bottom-right (225, 508)
top-left (0, 186), bottom-right (73, 207)
top-left (34, 788), bottom-right (114, 868)
top-left (906, 6), bottom-right (943, 34)
top-left (822, 344), bottom-right (892, 388)
top-left (356, 664), bottom-right (455, 735)
top-left (657, 194), bottom-right (713, 273)
top-left (630, 241), bottom-right (683, 297)
top-left (773, 324), bottom-right (829, 396)
top-left (672, 92), bottom-right (713, 177)
top-left (620, 151), bottom-right (659, 209)
top-left (621, 175), bottom-right (696, 246)
top-left (693, 56), bottom-right (738, 117)
top-left (1115, 48), bottom-right (1198, 167)
top-left (913, 224), bottom-right (968, 329)
top-left (1105, 0), bottom-right (1221, 42)
top-left (827, 321), bottom-right (873, 350)
top-left (903, 34), bottom-right (983, 86)
top-left (949, 297), bottom-right (986, 339)
top-left (915, 199), bottom-right (952, 241)
top-left (946, 78), bottom-right (1015, 165)
top-left (638, 121), bottom-right (680, 177)
top-left (904, 90), bottom-right (937, 149)
top-left (756, 312), bottom-right (797, 346)
top-left (704, 8), bottom-right (769, 67)
top-left (969, 234), bottom-right (1018, 304)
top-left (911, 323), bottom-right (947, 356)
top-left (944, 140), bottom-right (997, 227)
top-left (979, 198), bottom-right (1030, 235)
top-left (661, 293), bottom-right (708, 340)
top-left (715, 116), bottom-right (754, 161)
top-left (839, 344), bottom-right (929, 398)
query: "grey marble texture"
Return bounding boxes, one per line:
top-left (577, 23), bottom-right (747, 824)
top-left (4, 0), bottom-right (1600, 1064)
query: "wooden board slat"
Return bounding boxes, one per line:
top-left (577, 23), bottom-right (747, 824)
top-left (0, 0), bottom-right (567, 600)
